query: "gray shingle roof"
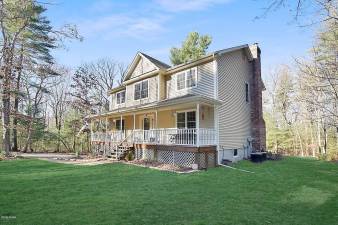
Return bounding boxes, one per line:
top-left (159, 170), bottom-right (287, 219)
top-left (139, 52), bottom-right (171, 69)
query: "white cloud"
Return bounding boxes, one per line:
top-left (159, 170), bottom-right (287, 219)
top-left (77, 0), bottom-right (232, 40)
top-left (78, 14), bottom-right (169, 40)
top-left (154, 0), bottom-right (232, 12)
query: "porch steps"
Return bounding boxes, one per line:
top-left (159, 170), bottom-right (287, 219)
top-left (109, 143), bottom-right (133, 160)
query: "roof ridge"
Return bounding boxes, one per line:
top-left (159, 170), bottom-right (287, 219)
top-left (139, 52), bottom-right (171, 69)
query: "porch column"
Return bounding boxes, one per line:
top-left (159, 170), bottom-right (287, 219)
top-left (133, 113), bottom-right (136, 130)
top-left (196, 103), bottom-right (200, 147)
top-left (155, 110), bottom-right (158, 128)
top-left (120, 114), bottom-right (123, 140)
top-left (120, 114), bottom-right (123, 130)
top-left (105, 117), bottom-right (108, 138)
top-left (133, 113), bottom-right (136, 142)
top-left (104, 117), bottom-right (108, 155)
top-left (90, 118), bottom-right (94, 142)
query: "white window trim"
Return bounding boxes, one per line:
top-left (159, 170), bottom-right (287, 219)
top-left (133, 79), bottom-right (149, 101)
top-left (175, 109), bottom-right (196, 129)
top-left (115, 90), bottom-right (126, 105)
top-left (175, 67), bottom-right (198, 91)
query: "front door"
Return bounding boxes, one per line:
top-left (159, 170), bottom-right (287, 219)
top-left (143, 117), bottom-right (152, 141)
top-left (143, 117), bottom-right (150, 130)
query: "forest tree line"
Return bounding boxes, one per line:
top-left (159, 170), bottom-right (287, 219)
top-left (264, 0), bottom-right (338, 159)
top-left (0, 0), bottom-right (125, 156)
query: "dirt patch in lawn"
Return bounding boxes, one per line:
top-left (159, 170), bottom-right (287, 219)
top-left (8, 153), bottom-right (199, 172)
top-left (49, 156), bottom-right (118, 166)
top-left (16, 153), bottom-right (117, 166)
top-left (0, 153), bottom-right (26, 161)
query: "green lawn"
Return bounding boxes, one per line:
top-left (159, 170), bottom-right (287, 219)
top-left (0, 158), bottom-right (337, 225)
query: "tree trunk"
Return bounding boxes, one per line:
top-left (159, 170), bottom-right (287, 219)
top-left (1, 48), bottom-right (13, 157)
top-left (72, 133), bottom-right (76, 153)
top-left (12, 96), bottom-right (19, 151)
top-left (323, 127), bottom-right (327, 155)
top-left (2, 95), bottom-right (11, 156)
top-left (295, 127), bottom-right (304, 157)
top-left (12, 45), bottom-right (24, 152)
top-left (310, 122), bottom-right (315, 157)
top-left (57, 123), bottom-right (61, 152)
top-left (317, 119), bottom-right (322, 154)
top-left (23, 120), bottom-right (33, 153)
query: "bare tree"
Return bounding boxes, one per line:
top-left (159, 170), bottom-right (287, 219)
top-left (49, 67), bottom-right (70, 152)
top-left (70, 58), bottom-right (125, 116)
top-left (260, 0), bottom-right (338, 25)
top-left (22, 65), bottom-right (59, 152)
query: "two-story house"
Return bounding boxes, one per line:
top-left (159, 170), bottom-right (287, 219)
top-left (89, 44), bottom-right (266, 169)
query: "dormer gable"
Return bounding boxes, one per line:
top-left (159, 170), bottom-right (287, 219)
top-left (123, 52), bottom-right (170, 82)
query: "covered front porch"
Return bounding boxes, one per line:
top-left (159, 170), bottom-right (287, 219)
top-left (91, 101), bottom-right (217, 147)
top-left (89, 96), bottom-right (220, 168)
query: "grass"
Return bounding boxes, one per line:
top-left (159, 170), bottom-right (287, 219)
top-left (0, 158), bottom-right (337, 225)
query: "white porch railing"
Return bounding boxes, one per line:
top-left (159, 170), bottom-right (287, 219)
top-left (91, 128), bottom-right (216, 146)
top-left (91, 130), bottom-right (125, 143)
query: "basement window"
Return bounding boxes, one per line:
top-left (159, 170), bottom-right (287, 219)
top-left (234, 149), bottom-right (238, 157)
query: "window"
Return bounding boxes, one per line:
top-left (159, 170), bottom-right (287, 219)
top-left (176, 68), bottom-right (197, 90)
top-left (234, 149), bottom-right (238, 156)
top-left (177, 73), bottom-right (185, 90)
top-left (116, 91), bottom-right (125, 104)
top-left (115, 119), bottom-right (125, 130)
top-left (176, 111), bottom-right (196, 129)
top-left (186, 69), bottom-right (197, 88)
top-left (134, 80), bottom-right (148, 100)
top-left (245, 83), bottom-right (249, 102)
top-left (187, 111), bottom-right (196, 128)
top-left (177, 112), bottom-right (186, 128)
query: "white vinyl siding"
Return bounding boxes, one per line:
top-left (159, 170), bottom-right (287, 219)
top-left (166, 61), bottom-right (214, 99)
top-left (200, 105), bottom-right (214, 129)
top-left (110, 76), bottom-right (158, 110)
top-left (217, 49), bottom-right (252, 150)
top-left (130, 57), bottom-right (157, 79)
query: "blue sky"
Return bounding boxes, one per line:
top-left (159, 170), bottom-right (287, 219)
top-left (47, 0), bottom-right (317, 81)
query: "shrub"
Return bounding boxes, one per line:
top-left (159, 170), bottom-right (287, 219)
top-left (125, 150), bottom-right (134, 161)
top-left (318, 152), bottom-right (338, 161)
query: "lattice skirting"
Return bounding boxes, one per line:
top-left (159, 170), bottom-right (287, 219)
top-left (134, 148), bottom-right (216, 169)
top-left (91, 142), bottom-right (104, 155)
top-left (91, 142), bottom-right (114, 156)
top-left (92, 143), bottom-right (217, 169)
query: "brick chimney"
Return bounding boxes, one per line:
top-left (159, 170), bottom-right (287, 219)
top-left (249, 43), bottom-right (266, 152)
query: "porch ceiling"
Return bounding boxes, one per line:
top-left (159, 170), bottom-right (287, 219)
top-left (87, 94), bottom-right (222, 119)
